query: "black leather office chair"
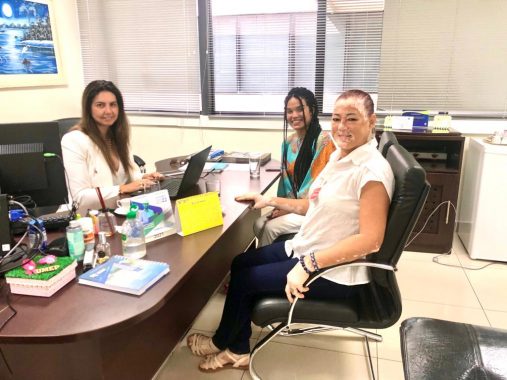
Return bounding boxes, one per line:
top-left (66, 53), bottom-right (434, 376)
top-left (55, 117), bottom-right (81, 139)
top-left (248, 144), bottom-right (430, 379)
top-left (378, 130), bottom-right (399, 157)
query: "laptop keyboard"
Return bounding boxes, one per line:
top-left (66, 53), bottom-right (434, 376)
top-left (159, 178), bottom-right (182, 197)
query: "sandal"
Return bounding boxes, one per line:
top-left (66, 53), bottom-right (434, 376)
top-left (198, 349), bottom-right (250, 372)
top-left (187, 333), bottom-right (220, 357)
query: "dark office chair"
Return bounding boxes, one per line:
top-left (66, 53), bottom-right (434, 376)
top-left (378, 130), bottom-right (399, 157)
top-left (55, 117), bottom-right (81, 139)
top-left (248, 143), bottom-right (430, 379)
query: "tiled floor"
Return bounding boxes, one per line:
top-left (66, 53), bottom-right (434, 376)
top-left (154, 234), bottom-right (507, 379)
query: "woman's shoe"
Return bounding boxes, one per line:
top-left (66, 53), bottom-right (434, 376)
top-left (187, 333), bottom-right (220, 357)
top-left (198, 349), bottom-right (250, 372)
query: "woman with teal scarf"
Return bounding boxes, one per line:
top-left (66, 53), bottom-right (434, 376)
top-left (254, 87), bottom-right (335, 246)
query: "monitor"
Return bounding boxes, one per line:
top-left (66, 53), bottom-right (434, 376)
top-left (0, 122), bottom-right (68, 214)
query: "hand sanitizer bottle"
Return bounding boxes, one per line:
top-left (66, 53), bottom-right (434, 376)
top-left (121, 208), bottom-right (146, 259)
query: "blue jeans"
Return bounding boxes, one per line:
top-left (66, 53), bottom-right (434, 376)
top-left (211, 241), bottom-right (359, 354)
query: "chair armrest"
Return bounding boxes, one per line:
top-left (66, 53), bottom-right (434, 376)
top-left (286, 261), bottom-right (396, 326)
top-left (304, 261), bottom-right (396, 287)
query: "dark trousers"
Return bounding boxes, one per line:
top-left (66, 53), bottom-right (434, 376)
top-left (212, 241), bottom-right (359, 354)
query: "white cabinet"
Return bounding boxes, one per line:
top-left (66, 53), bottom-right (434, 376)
top-left (458, 138), bottom-right (507, 261)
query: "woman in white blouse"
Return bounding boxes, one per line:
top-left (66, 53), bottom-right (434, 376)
top-left (61, 80), bottom-right (162, 213)
top-left (187, 89), bottom-right (395, 372)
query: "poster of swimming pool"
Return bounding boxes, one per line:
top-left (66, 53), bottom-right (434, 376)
top-left (0, 0), bottom-right (64, 88)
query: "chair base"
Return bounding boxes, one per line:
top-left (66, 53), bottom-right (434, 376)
top-left (249, 323), bottom-right (382, 380)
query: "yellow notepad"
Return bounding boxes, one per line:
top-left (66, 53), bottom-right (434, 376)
top-left (175, 192), bottom-right (223, 236)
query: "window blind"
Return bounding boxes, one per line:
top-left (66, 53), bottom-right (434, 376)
top-left (76, 0), bottom-right (201, 114)
top-left (378, 0), bottom-right (507, 115)
top-left (209, 0), bottom-right (384, 114)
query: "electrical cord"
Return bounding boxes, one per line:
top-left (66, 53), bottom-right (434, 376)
top-left (0, 283), bottom-right (17, 333)
top-left (431, 252), bottom-right (499, 270)
top-left (405, 201), bottom-right (456, 248)
top-left (43, 152), bottom-right (74, 211)
top-left (407, 200), bottom-right (505, 271)
top-left (201, 168), bottom-right (219, 178)
top-left (0, 200), bottom-right (42, 272)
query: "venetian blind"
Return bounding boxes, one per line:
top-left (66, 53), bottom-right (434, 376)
top-left (76, 0), bottom-right (201, 114)
top-left (378, 0), bottom-right (507, 115)
top-left (208, 0), bottom-right (383, 114)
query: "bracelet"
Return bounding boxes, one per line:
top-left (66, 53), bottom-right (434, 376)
top-left (309, 251), bottom-right (320, 272)
top-left (299, 255), bottom-right (312, 275)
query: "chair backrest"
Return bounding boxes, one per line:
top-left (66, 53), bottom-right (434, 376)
top-left (370, 143), bottom-right (429, 267)
top-left (378, 131), bottom-right (399, 157)
top-left (55, 117), bottom-right (81, 139)
top-left (360, 143), bottom-right (429, 325)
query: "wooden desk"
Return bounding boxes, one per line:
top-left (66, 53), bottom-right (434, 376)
top-left (0, 167), bottom-right (280, 380)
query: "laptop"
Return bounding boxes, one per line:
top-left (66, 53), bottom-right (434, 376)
top-left (157, 146), bottom-right (212, 198)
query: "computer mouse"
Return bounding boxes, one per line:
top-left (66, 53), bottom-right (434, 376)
top-left (47, 237), bottom-right (69, 257)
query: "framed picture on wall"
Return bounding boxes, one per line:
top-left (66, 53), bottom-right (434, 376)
top-left (0, 0), bottom-right (65, 88)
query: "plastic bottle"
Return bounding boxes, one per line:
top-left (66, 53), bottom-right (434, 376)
top-left (121, 208), bottom-right (146, 259)
top-left (79, 217), bottom-right (95, 246)
top-left (88, 209), bottom-right (100, 235)
top-left (66, 220), bottom-right (85, 261)
top-left (95, 231), bottom-right (111, 265)
top-left (97, 210), bottom-right (117, 237)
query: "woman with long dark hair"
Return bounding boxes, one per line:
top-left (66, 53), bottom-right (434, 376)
top-left (254, 87), bottom-right (335, 246)
top-left (62, 80), bottom-right (162, 213)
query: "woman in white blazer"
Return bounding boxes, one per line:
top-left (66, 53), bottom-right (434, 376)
top-left (61, 80), bottom-right (162, 214)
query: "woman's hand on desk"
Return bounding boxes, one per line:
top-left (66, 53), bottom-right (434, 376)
top-left (119, 178), bottom-right (157, 194)
top-left (142, 172), bottom-right (164, 181)
top-left (235, 192), bottom-right (269, 209)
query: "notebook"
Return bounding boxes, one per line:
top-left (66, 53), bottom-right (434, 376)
top-left (157, 146), bottom-right (212, 198)
top-left (78, 255), bottom-right (169, 296)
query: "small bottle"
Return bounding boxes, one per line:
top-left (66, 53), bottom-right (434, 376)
top-left (98, 209), bottom-right (117, 237)
top-left (66, 220), bottom-right (85, 261)
top-left (79, 217), bottom-right (95, 246)
top-left (88, 209), bottom-right (100, 235)
top-left (95, 232), bottom-right (111, 265)
top-left (121, 208), bottom-right (146, 259)
top-left (82, 244), bottom-right (95, 272)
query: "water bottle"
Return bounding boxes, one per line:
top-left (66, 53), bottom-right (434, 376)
top-left (121, 208), bottom-right (146, 259)
top-left (66, 220), bottom-right (85, 261)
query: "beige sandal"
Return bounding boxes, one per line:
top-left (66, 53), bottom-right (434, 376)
top-left (198, 349), bottom-right (250, 372)
top-left (187, 333), bottom-right (220, 357)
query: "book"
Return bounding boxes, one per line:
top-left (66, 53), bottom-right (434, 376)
top-left (129, 189), bottom-right (177, 243)
top-left (78, 255), bottom-right (169, 295)
top-left (5, 256), bottom-right (77, 297)
top-left (221, 152), bottom-right (271, 166)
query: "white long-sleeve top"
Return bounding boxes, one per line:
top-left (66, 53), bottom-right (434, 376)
top-left (61, 130), bottom-right (142, 214)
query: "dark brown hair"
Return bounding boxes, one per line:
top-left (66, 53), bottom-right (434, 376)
top-left (76, 80), bottom-right (134, 178)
